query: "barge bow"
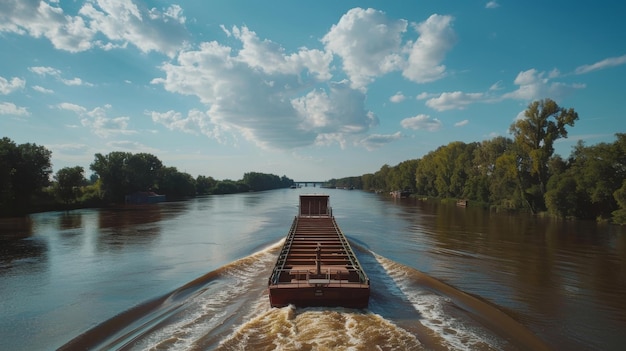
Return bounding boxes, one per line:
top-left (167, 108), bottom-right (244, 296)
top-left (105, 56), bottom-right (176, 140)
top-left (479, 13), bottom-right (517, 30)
top-left (268, 194), bottom-right (370, 308)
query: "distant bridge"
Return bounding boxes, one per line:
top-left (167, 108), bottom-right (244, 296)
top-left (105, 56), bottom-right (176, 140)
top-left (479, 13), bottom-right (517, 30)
top-left (293, 181), bottom-right (325, 187)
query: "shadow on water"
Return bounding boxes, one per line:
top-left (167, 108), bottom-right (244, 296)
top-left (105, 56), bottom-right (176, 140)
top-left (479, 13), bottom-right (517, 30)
top-left (0, 217), bottom-right (47, 273)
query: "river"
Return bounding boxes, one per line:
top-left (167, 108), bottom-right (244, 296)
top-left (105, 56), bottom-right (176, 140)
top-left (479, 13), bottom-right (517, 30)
top-left (1, 188), bottom-right (625, 350)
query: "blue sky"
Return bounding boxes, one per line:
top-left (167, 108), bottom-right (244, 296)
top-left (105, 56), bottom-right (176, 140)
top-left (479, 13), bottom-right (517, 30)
top-left (1, 1), bottom-right (625, 181)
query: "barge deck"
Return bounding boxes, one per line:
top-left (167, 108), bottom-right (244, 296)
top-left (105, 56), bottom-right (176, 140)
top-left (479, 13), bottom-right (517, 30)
top-left (268, 194), bottom-right (370, 308)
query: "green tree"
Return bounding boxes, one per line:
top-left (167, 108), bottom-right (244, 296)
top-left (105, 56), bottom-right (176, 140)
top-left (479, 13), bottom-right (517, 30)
top-left (126, 153), bottom-right (163, 191)
top-left (241, 172), bottom-right (293, 191)
top-left (213, 180), bottom-right (248, 194)
top-left (490, 150), bottom-right (526, 210)
top-left (0, 137), bottom-right (17, 212)
top-left (90, 152), bottom-right (165, 203)
top-left (415, 152), bottom-right (438, 196)
top-left (196, 175), bottom-right (217, 194)
top-left (566, 136), bottom-right (626, 219)
top-left (420, 141), bottom-right (476, 198)
top-left (361, 173), bottom-right (375, 191)
top-left (0, 138), bottom-right (53, 213)
top-left (388, 159), bottom-right (419, 191)
top-left (54, 166), bottom-right (86, 204)
top-left (613, 180), bottom-right (626, 224)
top-left (469, 137), bottom-right (513, 203)
top-left (157, 167), bottom-right (196, 198)
top-left (509, 98), bottom-right (578, 211)
top-left (90, 151), bottom-right (132, 202)
top-left (545, 173), bottom-right (588, 218)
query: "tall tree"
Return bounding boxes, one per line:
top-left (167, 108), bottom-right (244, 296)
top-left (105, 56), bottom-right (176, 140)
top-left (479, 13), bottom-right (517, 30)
top-left (509, 98), bottom-right (578, 211)
top-left (196, 175), bottom-right (217, 195)
top-left (126, 153), bottom-right (163, 192)
top-left (565, 136), bottom-right (626, 219)
top-left (0, 138), bottom-right (53, 214)
top-left (469, 137), bottom-right (513, 202)
top-left (613, 180), bottom-right (626, 224)
top-left (90, 152), bottom-right (133, 202)
top-left (54, 166), bottom-right (86, 204)
top-left (0, 137), bottom-right (17, 211)
top-left (90, 152), bottom-right (165, 203)
top-left (157, 167), bottom-right (196, 198)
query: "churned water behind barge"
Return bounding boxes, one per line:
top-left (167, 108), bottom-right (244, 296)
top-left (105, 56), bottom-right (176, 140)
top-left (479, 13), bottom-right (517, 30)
top-left (268, 194), bottom-right (370, 308)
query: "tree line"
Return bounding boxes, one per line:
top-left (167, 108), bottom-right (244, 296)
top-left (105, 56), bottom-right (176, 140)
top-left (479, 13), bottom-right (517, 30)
top-left (332, 98), bottom-right (626, 224)
top-left (3, 98), bottom-right (624, 223)
top-left (0, 140), bottom-right (294, 216)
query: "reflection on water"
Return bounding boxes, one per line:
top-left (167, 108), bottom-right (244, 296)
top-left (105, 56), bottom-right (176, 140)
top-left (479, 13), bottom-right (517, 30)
top-left (96, 207), bottom-right (164, 252)
top-left (1, 190), bottom-right (625, 351)
top-left (390, 199), bottom-right (626, 350)
top-left (0, 217), bottom-right (47, 273)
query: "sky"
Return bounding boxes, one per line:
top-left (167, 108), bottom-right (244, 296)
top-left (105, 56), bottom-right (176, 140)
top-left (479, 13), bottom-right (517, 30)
top-left (1, 1), bottom-right (625, 181)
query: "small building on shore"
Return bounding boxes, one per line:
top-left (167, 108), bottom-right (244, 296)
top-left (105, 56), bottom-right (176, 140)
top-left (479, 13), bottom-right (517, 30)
top-left (125, 191), bottom-right (166, 204)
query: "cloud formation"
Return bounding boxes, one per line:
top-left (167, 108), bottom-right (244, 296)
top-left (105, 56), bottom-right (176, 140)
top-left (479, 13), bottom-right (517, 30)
top-left (0, 102), bottom-right (29, 116)
top-left (419, 67), bottom-right (586, 111)
top-left (401, 114), bottom-right (442, 131)
top-left (403, 14), bottom-right (456, 83)
top-left (58, 102), bottom-right (135, 138)
top-left (322, 9), bottom-right (456, 90)
top-left (322, 8), bottom-right (407, 90)
top-left (152, 26), bottom-right (378, 150)
top-left (425, 91), bottom-right (485, 111)
top-left (0, 76), bottom-right (25, 94)
top-left (575, 54), bottom-right (626, 75)
top-left (502, 68), bottom-right (584, 101)
top-left (360, 132), bottom-right (402, 151)
top-left (389, 92), bottom-right (406, 103)
top-left (0, 0), bottom-right (188, 55)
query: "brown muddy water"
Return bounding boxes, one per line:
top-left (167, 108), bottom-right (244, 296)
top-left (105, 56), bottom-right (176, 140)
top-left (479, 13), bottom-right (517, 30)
top-left (1, 188), bottom-right (625, 350)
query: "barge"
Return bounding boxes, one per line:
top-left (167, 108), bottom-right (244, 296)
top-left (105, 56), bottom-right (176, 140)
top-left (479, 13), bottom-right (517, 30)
top-left (268, 194), bottom-right (370, 308)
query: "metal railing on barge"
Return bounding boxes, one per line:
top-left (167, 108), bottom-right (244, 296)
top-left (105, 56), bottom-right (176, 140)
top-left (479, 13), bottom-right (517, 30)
top-left (268, 214), bottom-right (369, 287)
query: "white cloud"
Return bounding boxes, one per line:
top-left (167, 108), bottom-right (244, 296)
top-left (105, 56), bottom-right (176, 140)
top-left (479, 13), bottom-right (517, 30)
top-left (148, 109), bottom-right (228, 143)
top-left (232, 26), bottom-right (332, 80)
top-left (0, 102), bottom-right (29, 116)
top-left (49, 143), bottom-right (89, 155)
top-left (322, 8), bottom-right (407, 90)
top-left (486, 1), bottom-right (500, 9)
top-left (29, 66), bottom-right (62, 77)
top-left (403, 14), bottom-right (456, 83)
top-left (416, 92), bottom-right (436, 100)
top-left (455, 119), bottom-right (469, 127)
top-left (152, 30), bottom-right (377, 150)
top-left (0, 0), bottom-right (95, 52)
top-left (0, 76), bottom-right (25, 94)
top-left (502, 68), bottom-right (584, 101)
top-left (0, 0), bottom-right (188, 56)
top-left (33, 85), bottom-right (54, 94)
top-left (575, 54), bottom-right (626, 75)
top-left (106, 140), bottom-right (160, 153)
top-left (400, 114), bottom-right (442, 131)
top-left (57, 102), bottom-right (135, 138)
top-left (419, 67), bottom-right (584, 112)
top-left (57, 102), bottom-right (87, 114)
top-left (489, 81), bottom-right (503, 91)
top-left (60, 77), bottom-right (92, 86)
top-left (293, 81), bottom-right (379, 136)
top-left (389, 92), bottom-right (406, 103)
top-left (79, 1), bottom-right (188, 56)
top-left (360, 132), bottom-right (402, 150)
top-left (426, 91), bottom-right (485, 111)
top-left (29, 66), bottom-right (92, 86)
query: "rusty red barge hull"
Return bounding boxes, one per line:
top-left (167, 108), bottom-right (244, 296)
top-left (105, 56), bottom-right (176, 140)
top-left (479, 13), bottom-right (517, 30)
top-left (268, 194), bottom-right (370, 308)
